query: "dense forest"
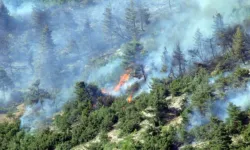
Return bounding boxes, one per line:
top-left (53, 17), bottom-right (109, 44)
top-left (1, 0), bottom-right (250, 149)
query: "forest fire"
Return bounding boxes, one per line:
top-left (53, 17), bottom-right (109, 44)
top-left (127, 94), bottom-right (133, 103)
top-left (101, 70), bottom-right (132, 95)
top-left (101, 70), bottom-right (134, 103)
top-left (114, 70), bottom-right (132, 92)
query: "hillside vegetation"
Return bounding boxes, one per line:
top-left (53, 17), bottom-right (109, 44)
top-left (1, 0), bottom-right (250, 150)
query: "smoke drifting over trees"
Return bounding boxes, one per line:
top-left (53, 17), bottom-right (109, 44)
top-left (0, 0), bottom-right (250, 149)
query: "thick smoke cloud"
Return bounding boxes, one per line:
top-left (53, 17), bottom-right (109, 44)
top-left (0, 0), bottom-right (249, 130)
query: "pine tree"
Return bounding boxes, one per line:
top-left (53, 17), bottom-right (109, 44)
top-left (122, 40), bottom-right (146, 80)
top-left (103, 5), bottom-right (114, 47)
top-left (36, 25), bottom-right (60, 89)
top-left (125, 0), bottom-right (139, 39)
top-left (172, 43), bottom-right (186, 76)
top-left (226, 103), bottom-right (245, 134)
top-left (232, 27), bottom-right (246, 64)
top-left (210, 124), bottom-right (231, 150)
top-left (137, 1), bottom-right (150, 31)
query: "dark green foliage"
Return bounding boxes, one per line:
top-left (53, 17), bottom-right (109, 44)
top-left (215, 75), bottom-right (232, 91)
top-left (54, 82), bottom-right (117, 147)
top-left (169, 76), bottom-right (192, 96)
top-left (0, 121), bottom-right (71, 150)
top-left (212, 55), bottom-right (236, 74)
top-left (209, 124), bottom-right (232, 150)
top-left (243, 125), bottom-right (250, 145)
top-left (226, 103), bottom-right (248, 134)
top-left (0, 121), bottom-right (20, 150)
top-left (75, 81), bottom-right (102, 102)
top-left (232, 27), bottom-right (247, 64)
top-left (190, 117), bottom-right (232, 150)
top-left (150, 79), bottom-right (170, 115)
top-left (191, 82), bottom-right (212, 112)
top-left (142, 126), bottom-right (177, 150)
top-left (88, 142), bottom-right (103, 150)
top-left (123, 40), bottom-right (143, 68)
top-left (233, 67), bottom-right (250, 80)
top-left (118, 104), bottom-right (142, 134)
top-left (119, 136), bottom-right (142, 150)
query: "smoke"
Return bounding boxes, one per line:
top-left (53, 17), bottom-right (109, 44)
top-left (188, 108), bottom-right (210, 129)
top-left (0, 0), bottom-right (249, 130)
top-left (20, 87), bottom-right (74, 131)
top-left (212, 83), bottom-right (250, 120)
top-left (5, 1), bottom-right (34, 16)
top-left (188, 82), bottom-right (250, 130)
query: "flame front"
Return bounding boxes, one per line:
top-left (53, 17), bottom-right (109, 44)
top-left (114, 70), bottom-right (131, 92)
top-left (127, 94), bottom-right (133, 103)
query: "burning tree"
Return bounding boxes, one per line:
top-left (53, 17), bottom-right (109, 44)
top-left (122, 39), bottom-right (146, 81)
top-left (114, 70), bottom-right (131, 92)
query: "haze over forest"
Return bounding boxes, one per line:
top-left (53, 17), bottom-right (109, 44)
top-left (1, 0), bottom-right (250, 149)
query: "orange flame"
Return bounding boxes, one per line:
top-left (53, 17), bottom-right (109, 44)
top-left (127, 94), bottom-right (133, 103)
top-left (114, 70), bottom-right (131, 92)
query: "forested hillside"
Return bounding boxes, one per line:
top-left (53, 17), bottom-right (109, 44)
top-left (1, 0), bottom-right (250, 149)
